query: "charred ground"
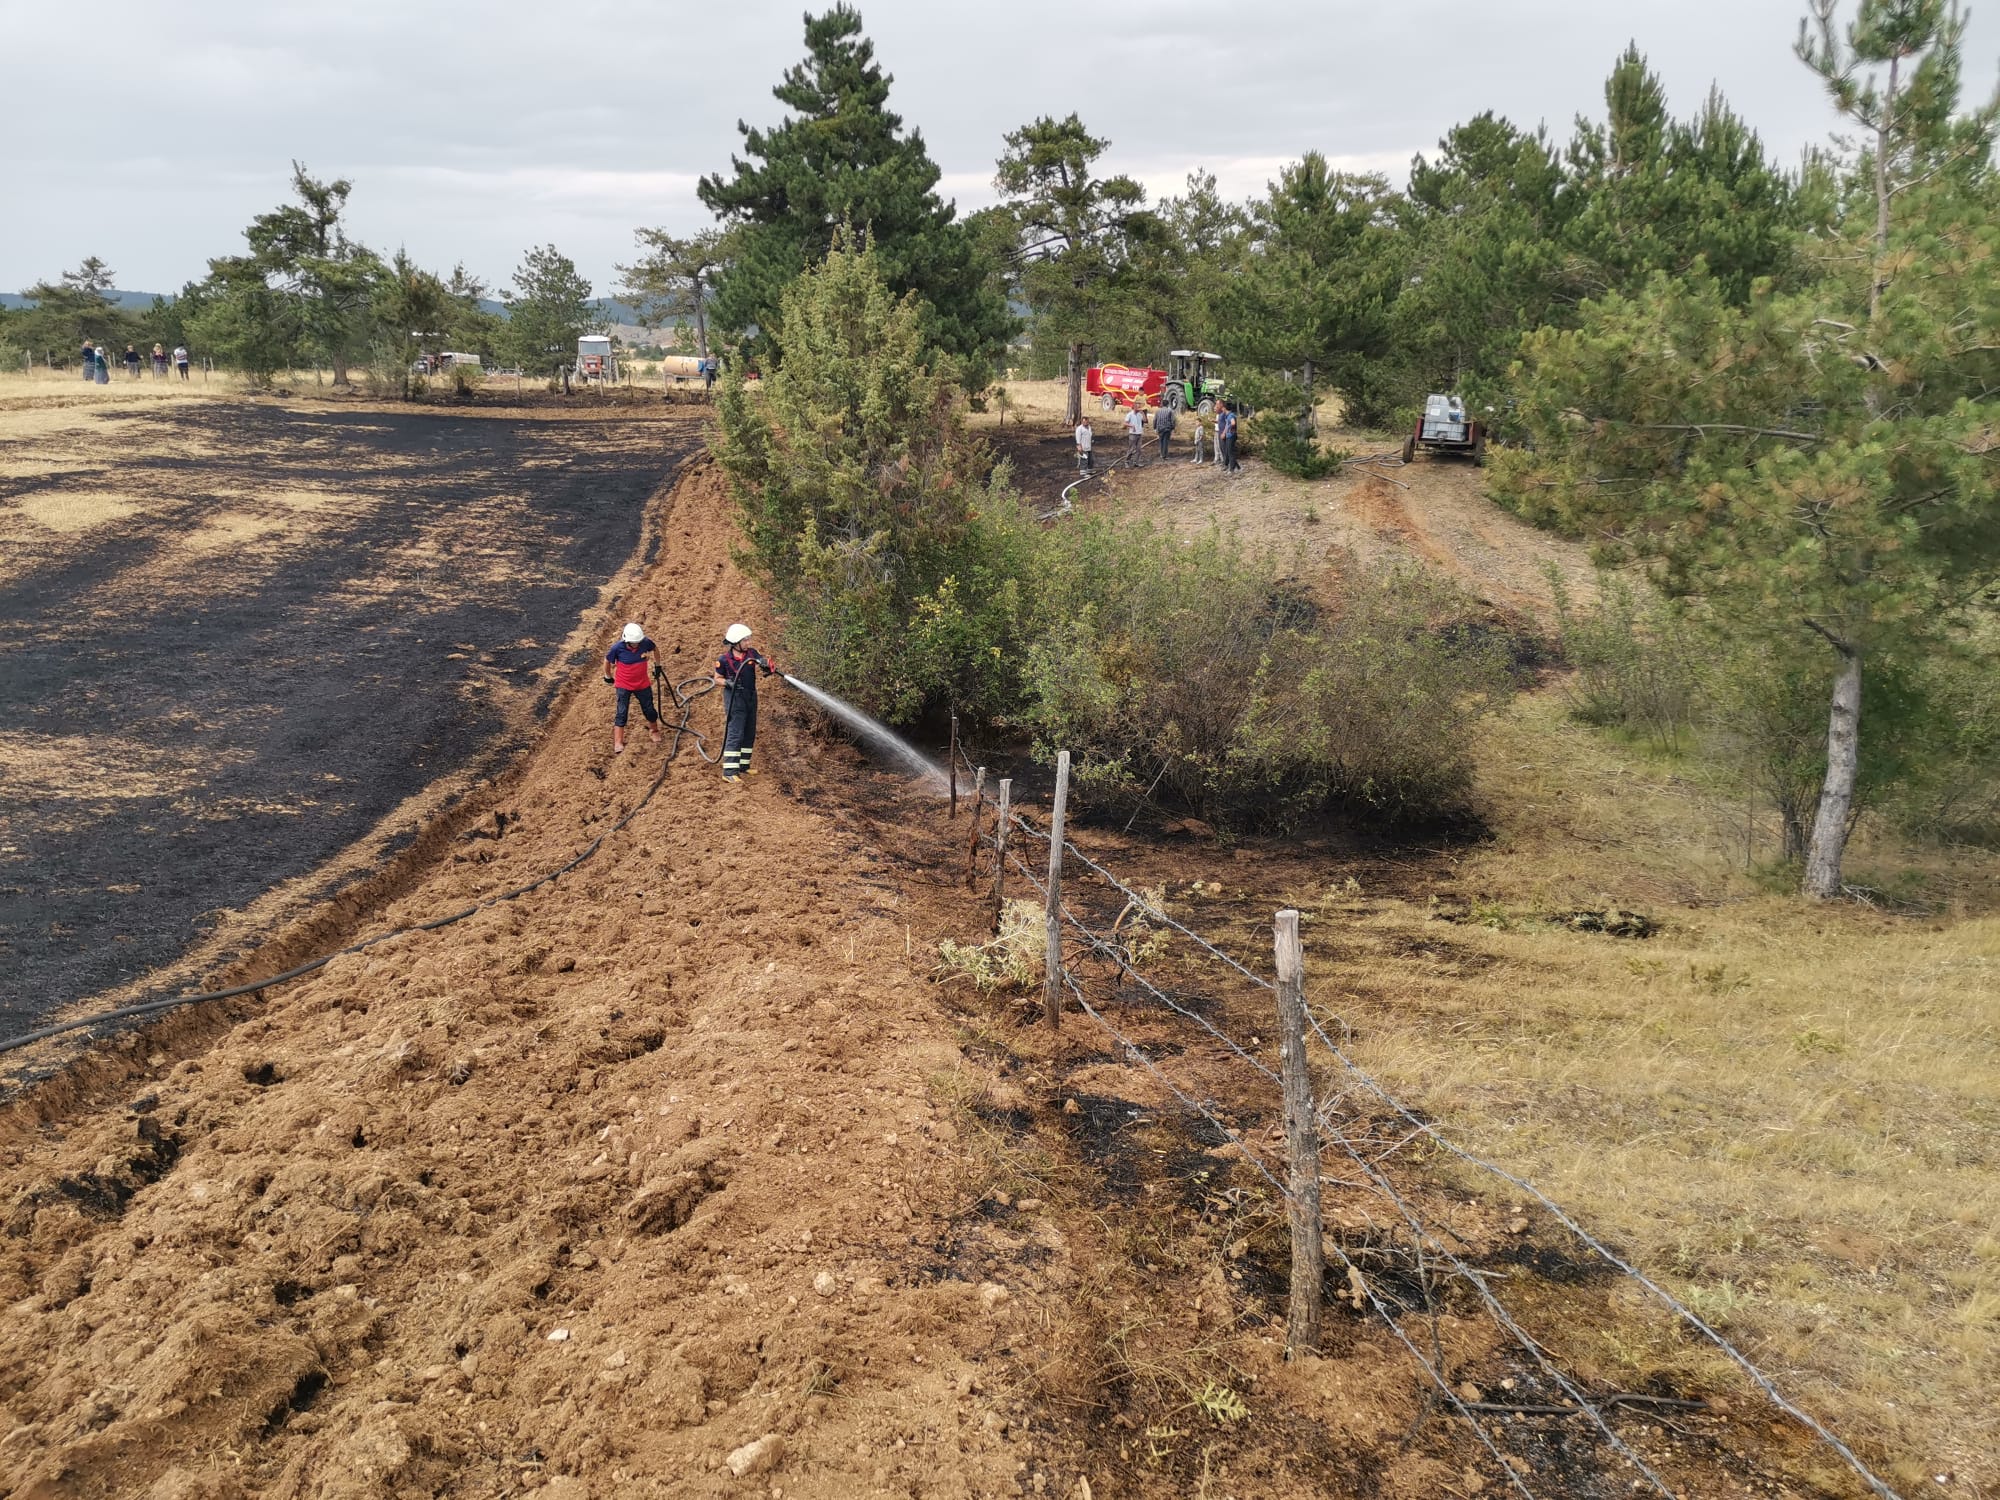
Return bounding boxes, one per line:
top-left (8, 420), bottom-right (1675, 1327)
top-left (0, 397), bottom-right (705, 1032)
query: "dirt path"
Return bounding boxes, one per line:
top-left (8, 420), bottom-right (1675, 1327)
top-left (996, 422), bottom-right (1599, 626)
top-left (0, 398), bottom-right (705, 1034)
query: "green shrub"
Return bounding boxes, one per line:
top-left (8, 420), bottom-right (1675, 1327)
top-left (1025, 529), bottom-right (1510, 830)
top-left (715, 236), bottom-right (1518, 833)
top-left (1546, 568), bottom-right (1703, 751)
top-left (1244, 410), bottom-right (1347, 479)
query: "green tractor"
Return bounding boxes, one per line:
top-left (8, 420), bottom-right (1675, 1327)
top-left (1160, 350), bottom-right (1225, 414)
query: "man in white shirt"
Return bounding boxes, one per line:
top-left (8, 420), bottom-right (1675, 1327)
top-left (1075, 418), bottom-right (1094, 474)
top-left (1124, 404), bottom-right (1146, 466)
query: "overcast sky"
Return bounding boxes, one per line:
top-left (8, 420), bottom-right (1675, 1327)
top-left (4, 0), bottom-right (1995, 298)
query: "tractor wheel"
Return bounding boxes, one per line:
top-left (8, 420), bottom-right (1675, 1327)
top-left (1472, 430), bottom-right (1488, 467)
top-left (1162, 385), bottom-right (1184, 412)
top-left (1197, 397), bottom-right (1215, 418)
top-left (1401, 434), bottom-right (1416, 465)
top-left (1101, 393), bottom-right (1116, 412)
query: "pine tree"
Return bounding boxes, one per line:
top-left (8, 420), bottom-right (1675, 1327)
top-left (502, 246), bottom-right (597, 381)
top-left (697, 5), bottom-right (1009, 381)
top-left (617, 227), bottom-right (731, 360)
top-left (1390, 115), bottom-right (1570, 408)
top-left (1502, 2), bottom-right (2000, 899)
top-left (240, 163), bottom-right (384, 387)
top-left (1564, 46), bottom-right (1799, 304)
top-left (1152, 170), bottom-right (1251, 354)
top-left (1219, 154), bottom-right (1403, 424)
top-left (14, 259), bottom-right (135, 352)
top-left (712, 232), bottom-right (1020, 719)
top-left (994, 113), bottom-right (1154, 424)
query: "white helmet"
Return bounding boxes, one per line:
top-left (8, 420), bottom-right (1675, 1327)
top-left (621, 622), bottom-right (644, 644)
top-left (724, 623), bottom-right (753, 645)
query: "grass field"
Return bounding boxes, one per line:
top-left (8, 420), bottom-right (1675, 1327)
top-left (974, 378), bottom-right (2000, 1488)
top-left (1301, 690), bottom-right (2000, 1489)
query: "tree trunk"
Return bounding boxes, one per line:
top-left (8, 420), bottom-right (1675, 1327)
top-left (1065, 342), bottom-right (1083, 427)
top-left (1803, 644), bottom-right (1863, 899)
top-left (693, 280), bottom-right (709, 362)
top-left (331, 355), bottom-right (350, 389)
top-left (1869, 56), bottom-right (1898, 326)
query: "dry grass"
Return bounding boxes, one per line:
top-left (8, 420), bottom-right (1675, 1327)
top-left (1303, 688), bottom-right (2000, 1490)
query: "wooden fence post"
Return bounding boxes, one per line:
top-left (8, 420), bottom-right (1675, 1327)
top-left (992, 779), bottom-right (1012, 934)
top-left (1043, 751), bottom-right (1071, 1029)
top-left (965, 767), bottom-right (987, 888)
top-left (949, 715), bottom-right (960, 816)
top-left (1275, 908), bottom-right (1324, 1357)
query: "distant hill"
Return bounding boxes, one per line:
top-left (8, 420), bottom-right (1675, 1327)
top-left (0, 289), bottom-right (171, 310)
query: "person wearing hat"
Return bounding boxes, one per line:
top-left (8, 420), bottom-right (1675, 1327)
top-left (712, 623), bottom-right (780, 782)
top-left (603, 622), bottom-right (664, 754)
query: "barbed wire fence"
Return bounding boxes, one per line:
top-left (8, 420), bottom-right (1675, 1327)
top-left (944, 743), bottom-right (1903, 1500)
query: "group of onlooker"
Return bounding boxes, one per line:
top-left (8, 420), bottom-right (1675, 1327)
top-left (1074, 397), bottom-right (1241, 475)
top-left (75, 340), bottom-right (191, 382)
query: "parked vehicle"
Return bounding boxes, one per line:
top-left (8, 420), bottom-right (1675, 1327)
top-left (1085, 361), bottom-right (1166, 410)
top-left (1161, 350), bottom-right (1224, 415)
top-left (1402, 393), bottom-right (1487, 465)
top-left (577, 335), bottom-right (616, 383)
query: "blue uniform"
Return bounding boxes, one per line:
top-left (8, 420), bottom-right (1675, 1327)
top-left (716, 646), bottom-right (772, 777)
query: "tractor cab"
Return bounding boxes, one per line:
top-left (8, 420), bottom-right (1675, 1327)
top-left (1165, 350), bottom-right (1224, 414)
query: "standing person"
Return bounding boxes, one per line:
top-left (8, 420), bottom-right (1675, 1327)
top-left (79, 339), bottom-right (94, 381)
top-left (1190, 404), bottom-right (1213, 464)
top-left (173, 344), bottom-right (190, 381)
top-left (1218, 402), bottom-right (1240, 472)
top-left (602, 622), bottom-right (664, 754)
top-left (1123, 402), bottom-right (1146, 466)
top-left (151, 343), bottom-right (167, 378)
top-left (1074, 416), bottom-right (1094, 475)
top-left (94, 346), bottom-right (110, 385)
top-left (1152, 399), bottom-right (1176, 461)
top-left (713, 623), bottom-right (781, 783)
top-left (702, 357), bottom-right (717, 393)
top-left (123, 345), bottom-right (141, 379)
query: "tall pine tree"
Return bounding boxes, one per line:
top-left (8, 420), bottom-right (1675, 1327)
top-left (1220, 154), bottom-right (1404, 424)
top-left (698, 5), bottom-right (1010, 382)
top-left (1502, 2), bottom-right (2000, 899)
top-left (993, 114), bottom-right (1157, 424)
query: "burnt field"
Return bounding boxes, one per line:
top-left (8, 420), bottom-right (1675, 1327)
top-left (0, 393), bottom-right (705, 1036)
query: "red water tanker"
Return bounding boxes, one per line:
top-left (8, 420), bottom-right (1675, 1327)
top-left (1084, 361), bottom-right (1166, 409)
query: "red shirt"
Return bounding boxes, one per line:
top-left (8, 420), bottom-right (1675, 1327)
top-left (605, 640), bottom-right (655, 690)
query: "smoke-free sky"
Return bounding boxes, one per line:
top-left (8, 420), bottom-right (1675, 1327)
top-left (3, 0), bottom-right (1995, 297)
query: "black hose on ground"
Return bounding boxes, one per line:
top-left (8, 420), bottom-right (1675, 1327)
top-left (0, 677), bottom-right (721, 1058)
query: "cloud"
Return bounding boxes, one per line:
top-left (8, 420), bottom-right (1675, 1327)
top-left (3, 0), bottom-right (1995, 294)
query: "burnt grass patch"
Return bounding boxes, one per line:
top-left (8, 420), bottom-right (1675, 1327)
top-left (0, 403), bottom-right (702, 1032)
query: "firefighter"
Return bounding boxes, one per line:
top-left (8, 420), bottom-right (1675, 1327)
top-left (713, 623), bottom-right (781, 781)
top-left (603, 622), bottom-right (664, 754)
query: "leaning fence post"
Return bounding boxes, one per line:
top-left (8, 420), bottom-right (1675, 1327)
top-left (1043, 751), bottom-right (1071, 1029)
top-left (949, 715), bottom-right (960, 816)
top-left (965, 766), bottom-right (987, 888)
top-left (992, 778), bottom-right (1012, 933)
top-left (1274, 908), bottom-right (1324, 1357)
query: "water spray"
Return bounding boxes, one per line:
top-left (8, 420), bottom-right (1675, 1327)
top-left (779, 675), bottom-right (951, 794)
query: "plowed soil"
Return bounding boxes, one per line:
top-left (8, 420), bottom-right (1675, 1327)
top-left (0, 455), bottom-right (1861, 1499)
top-left (0, 395), bottom-right (705, 1034)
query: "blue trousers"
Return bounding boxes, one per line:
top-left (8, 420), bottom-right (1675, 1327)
top-left (723, 689), bottom-right (757, 775)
